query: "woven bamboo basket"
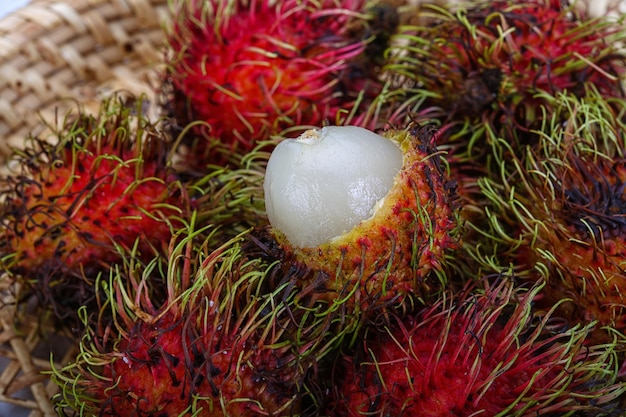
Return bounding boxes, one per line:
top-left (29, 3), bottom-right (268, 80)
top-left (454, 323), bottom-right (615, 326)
top-left (0, 0), bottom-right (172, 415)
top-left (0, 0), bottom-right (172, 161)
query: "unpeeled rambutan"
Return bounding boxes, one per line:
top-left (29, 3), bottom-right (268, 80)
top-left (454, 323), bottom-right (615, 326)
top-left (326, 278), bottom-right (626, 416)
top-left (468, 90), bottom-right (626, 342)
top-left (0, 96), bottom-right (189, 321)
top-left (52, 227), bottom-right (326, 416)
top-left (388, 0), bottom-right (626, 128)
top-left (163, 0), bottom-right (397, 166)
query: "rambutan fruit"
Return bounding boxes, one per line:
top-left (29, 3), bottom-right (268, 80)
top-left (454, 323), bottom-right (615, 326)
top-left (326, 278), bottom-right (626, 416)
top-left (260, 123), bottom-right (461, 321)
top-left (162, 0), bottom-right (399, 166)
top-left (0, 96), bottom-right (189, 322)
top-left (468, 90), bottom-right (626, 341)
top-left (388, 0), bottom-right (626, 129)
top-left (52, 227), bottom-right (327, 416)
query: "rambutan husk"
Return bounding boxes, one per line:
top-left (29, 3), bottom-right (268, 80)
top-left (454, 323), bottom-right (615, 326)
top-left (326, 277), bottom-right (626, 416)
top-left (161, 0), bottom-right (400, 168)
top-left (0, 95), bottom-right (189, 325)
top-left (378, 0), bottom-right (626, 209)
top-left (256, 124), bottom-right (462, 340)
top-left (465, 90), bottom-right (626, 344)
top-left (51, 224), bottom-right (334, 416)
top-left (0, 94), bottom-right (269, 330)
top-left (385, 0), bottom-right (626, 128)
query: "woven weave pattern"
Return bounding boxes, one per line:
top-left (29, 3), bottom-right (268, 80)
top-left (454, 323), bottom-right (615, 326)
top-left (0, 0), bottom-right (171, 159)
top-left (0, 279), bottom-right (75, 417)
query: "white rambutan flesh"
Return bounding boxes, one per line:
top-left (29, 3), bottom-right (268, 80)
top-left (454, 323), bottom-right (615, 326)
top-left (264, 126), bottom-right (402, 248)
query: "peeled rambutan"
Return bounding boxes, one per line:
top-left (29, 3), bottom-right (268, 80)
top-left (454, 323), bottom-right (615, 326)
top-left (162, 0), bottom-right (398, 166)
top-left (52, 228), bottom-right (325, 416)
top-left (326, 278), bottom-right (626, 416)
top-left (260, 124), bottom-right (461, 321)
top-left (0, 96), bottom-right (190, 322)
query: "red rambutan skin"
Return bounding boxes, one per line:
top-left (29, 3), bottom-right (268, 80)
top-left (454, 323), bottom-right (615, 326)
top-left (100, 310), bottom-right (297, 417)
top-left (393, 0), bottom-right (625, 125)
top-left (61, 237), bottom-right (309, 417)
top-left (328, 280), bottom-right (624, 417)
top-left (13, 146), bottom-right (181, 267)
top-left (1, 138), bottom-right (186, 277)
top-left (515, 154), bottom-right (626, 337)
top-left (164, 0), bottom-right (383, 163)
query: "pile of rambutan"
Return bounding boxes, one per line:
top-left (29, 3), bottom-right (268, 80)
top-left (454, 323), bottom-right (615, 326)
top-left (6, 0), bottom-right (626, 416)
